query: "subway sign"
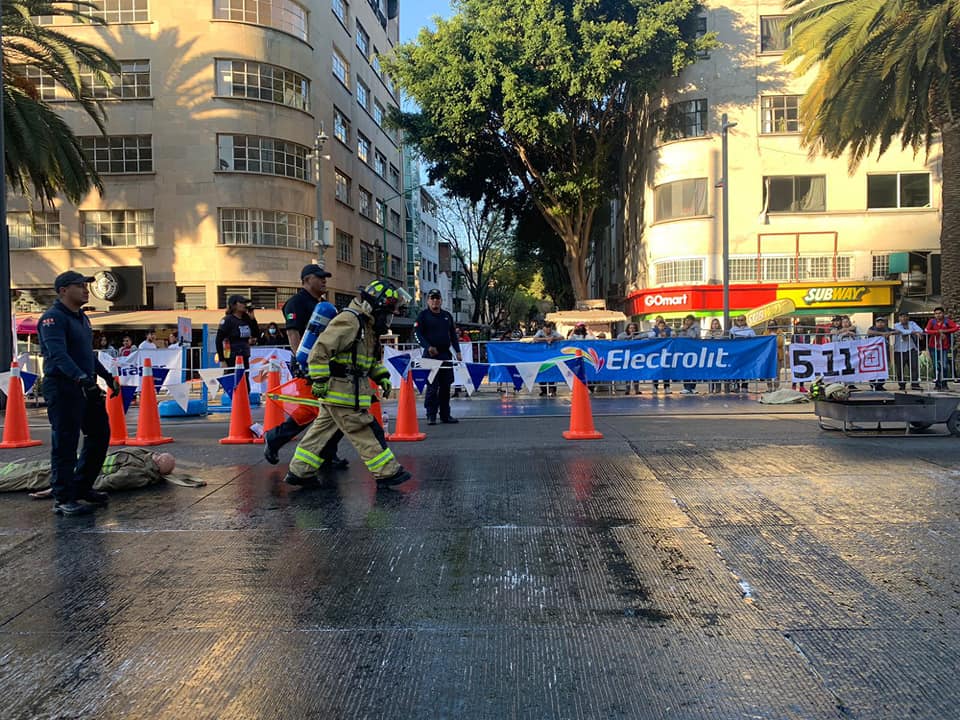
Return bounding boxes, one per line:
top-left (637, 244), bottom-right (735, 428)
top-left (780, 282), bottom-right (894, 309)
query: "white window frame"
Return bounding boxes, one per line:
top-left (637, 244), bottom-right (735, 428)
top-left (82, 209), bottom-right (155, 247)
top-left (867, 172), bottom-right (931, 209)
top-left (653, 178), bottom-right (708, 222)
top-left (8, 211), bottom-right (62, 249)
top-left (215, 59), bottom-right (309, 112)
top-left (654, 258), bottom-right (704, 285)
top-left (218, 208), bottom-right (311, 250)
top-left (214, 0), bottom-right (308, 42)
top-left (80, 134), bottom-right (153, 174)
top-left (332, 48), bottom-right (350, 88)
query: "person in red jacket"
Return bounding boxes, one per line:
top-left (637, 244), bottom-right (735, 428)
top-left (925, 307), bottom-right (958, 390)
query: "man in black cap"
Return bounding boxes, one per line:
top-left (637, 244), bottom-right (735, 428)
top-left (38, 271), bottom-right (120, 516)
top-left (415, 289), bottom-right (462, 424)
top-left (263, 264), bottom-right (348, 471)
top-left (215, 294), bottom-right (259, 368)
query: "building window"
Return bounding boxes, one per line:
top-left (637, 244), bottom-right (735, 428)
top-left (21, 66), bottom-right (57, 100)
top-left (81, 209), bottom-right (155, 247)
top-left (81, 0), bottom-right (149, 23)
top-left (8, 212), bottom-right (61, 249)
top-left (374, 150), bottom-right (386, 177)
top-left (660, 98), bottom-right (707, 141)
top-left (389, 165), bottom-right (400, 190)
top-left (357, 133), bottom-right (370, 164)
top-left (375, 200), bottom-right (385, 226)
top-left (358, 187), bottom-right (373, 218)
top-left (867, 172), bottom-right (931, 209)
top-left (334, 108), bottom-right (350, 145)
top-left (217, 134), bottom-right (309, 181)
top-left (653, 178), bottom-right (708, 221)
top-left (218, 208), bottom-right (310, 249)
top-left (332, 0), bottom-right (348, 24)
top-left (371, 49), bottom-right (381, 76)
top-left (373, 99), bottom-right (384, 126)
top-left (215, 59), bottom-right (309, 111)
top-left (390, 209), bottom-right (401, 234)
top-left (390, 255), bottom-right (402, 280)
top-left (336, 229), bottom-right (354, 263)
top-left (356, 22), bottom-right (370, 56)
top-left (214, 0), bottom-right (309, 42)
top-left (760, 15), bottom-right (791, 53)
top-left (695, 15), bottom-right (709, 58)
top-left (764, 176), bottom-right (826, 212)
top-left (654, 258), bottom-right (704, 285)
top-left (356, 79), bottom-right (369, 110)
top-left (761, 95), bottom-right (801, 134)
top-left (729, 255), bottom-right (852, 282)
top-left (334, 291), bottom-right (354, 309)
top-left (80, 135), bottom-right (152, 174)
top-left (872, 254), bottom-right (890, 278)
top-left (332, 48), bottom-right (350, 88)
top-left (335, 169), bottom-right (351, 204)
top-left (360, 241), bottom-right (377, 271)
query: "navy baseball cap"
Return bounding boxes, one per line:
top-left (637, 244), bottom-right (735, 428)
top-left (54, 270), bottom-right (94, 291)
top-left (227, 294), bottom-right (251, 306)
top-left (428, 289), bottom-right (442, 299)
top-left (301, 264), bottom-right (332, 280)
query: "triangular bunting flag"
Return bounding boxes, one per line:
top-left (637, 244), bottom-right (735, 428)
top-left (197, 368), bottom-right (225, 396)
top-left (417, 357), bottom-right (443, 384)
top-left (511, 362), bottom-right (543, 393)
top-left (166, 382), bottom-right (192, 412)
top-left (555, 358), bottom-right (576, 390)
top-left (0, 371), bottom-right (10, 393)
top-left (151, 367), bottom-right (170, 387)
top-left (411, 368), bottom-right (431, 393)
top-left (504, 365), bottom-right (525, 391)
top-left (388, 354), bottom-right (412, 378)
top-left (20, 371), bottom-right (37, 396)
top-left (465, 362), bottom-right (488, 394)
top-left (218, 372), bottom-right (238, 399)
top-left (121, 385), bottom-right (137, 413)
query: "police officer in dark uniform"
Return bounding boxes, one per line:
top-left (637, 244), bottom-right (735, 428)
top-left (262, 264), bottom-right (347, 470)
top-left (415, 288), bottom-right (462, 424)
top-left (38, 271), bottom-right (120, 516)
top-left (215, 294), bottom-right (260, 368)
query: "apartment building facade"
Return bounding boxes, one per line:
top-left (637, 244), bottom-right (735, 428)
top-left (8, 0), bottom-right (406, 314)
top-left (619, 0), bottom-right (943, 326)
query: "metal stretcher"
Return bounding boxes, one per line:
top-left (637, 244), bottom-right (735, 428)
top-left (815, 392), bottom-right (960, 437)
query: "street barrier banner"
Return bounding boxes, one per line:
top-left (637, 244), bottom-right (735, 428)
top-left (789, 337), bottom-right (889, 383)
top-left (100, 349), bottom-right (183, 388)
top-left (249, 347), bottom-right (293, 394)
top-left (485, 338), bottom-right (777, 383)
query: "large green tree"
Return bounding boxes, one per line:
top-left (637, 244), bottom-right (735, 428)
top-left (386, 0), bottom-right (708, 302)
top-left (3, 0), bottom-right (118, 203)
top-left (784, 0), bottom-right (960, 313)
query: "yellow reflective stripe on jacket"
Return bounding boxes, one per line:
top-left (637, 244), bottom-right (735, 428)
top-left (101, 455), bottom-right (117, 474)
top-left (308, 362), bottom-right (329, 378)
top-left (365, 448), bottom-right (395, 471)
top-left (369, 364), bottom-right (389, 381)
top-left (293, 446), bottom-right (323, 469)
top-left (324, 390), bottom-right (372, 408)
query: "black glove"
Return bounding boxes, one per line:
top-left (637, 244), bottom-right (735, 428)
top-left (109, 377), bottom-right (122, 399)
top-left (79, 376), bottom-right (103, 400)
top-left (290, 360), bottom-right (308, 379)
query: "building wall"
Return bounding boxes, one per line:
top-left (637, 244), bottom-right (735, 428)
top-left (621, 0), bottom-right (942, 319)
top-left (8, 0), bottom-right (404, 312)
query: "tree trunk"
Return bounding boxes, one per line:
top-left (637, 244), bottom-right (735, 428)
top-left (940, 120), bottom-right (960, 319)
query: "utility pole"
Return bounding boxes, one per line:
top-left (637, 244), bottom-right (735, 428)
top-left (719, 113), bottom-right (737, 333)
top-left (0, 2), bottom-right (13, 366)
top-left (313, 127), bottom-right (329, 268)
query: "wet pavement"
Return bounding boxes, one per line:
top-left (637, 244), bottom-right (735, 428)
top-left (2, 393), bottom-right (960, 718)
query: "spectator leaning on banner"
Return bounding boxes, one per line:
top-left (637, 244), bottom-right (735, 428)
top-left (533, 321), bottom-right (564, 397)
top-left (866, 316), bottom-right (894, 390)
top-left (728, 316), bottom-right (755, 392)
top-left (892, 312), bottom-right (924, 391)
top-left (616, 322), bottom-right (644, 395)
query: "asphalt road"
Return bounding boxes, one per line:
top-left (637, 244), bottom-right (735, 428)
top-left (1, 399), bottom-right (958, 719)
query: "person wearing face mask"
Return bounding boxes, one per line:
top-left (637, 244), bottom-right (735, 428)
top-left (259, 322), bottom-right (286, 346)
top-left (284, 280), bottom-right (414, 488)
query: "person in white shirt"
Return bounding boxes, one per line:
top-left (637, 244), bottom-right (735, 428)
top-left (138, 329), bottom-right (157, 350)
top-left (891, 311), bottom-right (924, 391)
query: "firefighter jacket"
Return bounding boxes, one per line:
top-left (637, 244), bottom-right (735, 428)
top-left (306, 297), bottom-right (390, 410)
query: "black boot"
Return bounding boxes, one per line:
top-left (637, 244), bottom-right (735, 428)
top-left (264, 417), bottom-right (304, 464)
top-left (376, 468), bottom-right (412, 486)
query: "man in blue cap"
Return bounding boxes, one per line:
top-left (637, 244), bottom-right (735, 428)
top-left (38, 271), bottom-right (120, 516)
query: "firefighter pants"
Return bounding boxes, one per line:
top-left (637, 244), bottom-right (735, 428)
top-left (290, 403), bottom-right (400, 480)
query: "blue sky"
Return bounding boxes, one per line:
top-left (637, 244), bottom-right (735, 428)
top-left (400, 0), bottom-right (453, 42)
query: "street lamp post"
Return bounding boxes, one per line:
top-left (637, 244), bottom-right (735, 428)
top-left (313, 128), bottom-right (329, 268)
top-left (380, 182), bottom-right (428, 280)
top-left (719, 113), bottom-right (737, 332)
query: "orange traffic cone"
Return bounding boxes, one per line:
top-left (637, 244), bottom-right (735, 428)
top-left (387, 369), bottom-right (426, 441)
top-left (127, 358), bottom-right (173, 446)
top-left (563, 352), bottom-right (603, 440)
top-left (368, 379), bottom-right (384, 429)
top-left (262, 360), bottom-right (284, 435)
top-left (106, 373), bottom-right (128, 446)
top-left (220, 359), bottom-right (263, 444)
top-left (0, 361), bottom-right (42, 449)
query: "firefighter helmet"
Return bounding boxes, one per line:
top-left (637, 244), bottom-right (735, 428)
top-left (361, 280), bottom-right (411, 312)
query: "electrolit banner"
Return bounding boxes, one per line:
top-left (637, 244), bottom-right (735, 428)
top-left (486, 338), bottom-right (777, 382)
top-left (789, 337), bottom-right (889, 383)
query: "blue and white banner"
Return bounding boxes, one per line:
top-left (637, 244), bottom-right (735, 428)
top-left (485, 338), bottom-right (777, 382)
top-left (99, 349), bottom-right (183, 388)
top-left (789, 337), bottom-right (888, 383)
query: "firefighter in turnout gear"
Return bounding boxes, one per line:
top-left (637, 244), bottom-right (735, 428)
top-left (285, 280), bottom-right (414, 488)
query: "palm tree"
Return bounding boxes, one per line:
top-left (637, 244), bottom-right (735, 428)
top-left (2, 0), bottom-right (119, 203)
top-left (784, 0), bottom-right (959, 313)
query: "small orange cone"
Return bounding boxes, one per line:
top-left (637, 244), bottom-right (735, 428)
top-left (0, 362), bottom-right (42, 449)
top-left (220, 359), bottom-right (263, 444)
top-left (127, 358), bottom-right (173, 446)
top-left (262, 360), bottom-right (284, 434)
top-left (562, 352), bottom-right (603, 440)
top-left (387, 369), bottom-right (426, 442)
top-left (106, 373), bottom-right (128, 446)
top-left (368, 379), bottom-right (384, 429)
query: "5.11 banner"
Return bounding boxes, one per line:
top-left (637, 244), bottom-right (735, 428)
top-left (789, 337), bottom-right (889, 383)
